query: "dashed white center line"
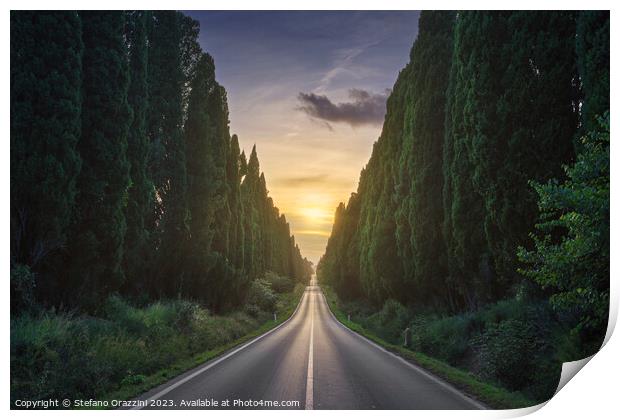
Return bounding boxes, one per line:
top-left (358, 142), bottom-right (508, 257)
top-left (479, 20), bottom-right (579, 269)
top-left (305, 292), bottom-right (314, 410)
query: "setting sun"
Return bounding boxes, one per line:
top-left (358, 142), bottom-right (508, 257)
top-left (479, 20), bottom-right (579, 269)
top-left (299, 206), bottom-right (333, 224)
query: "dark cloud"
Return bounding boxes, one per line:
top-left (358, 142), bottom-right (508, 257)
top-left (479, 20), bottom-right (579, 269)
top-left (297, 89), bottom-right (389, 127)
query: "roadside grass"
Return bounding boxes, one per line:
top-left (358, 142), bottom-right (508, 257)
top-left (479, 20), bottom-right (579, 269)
top-left (320, 285), bottom-right (536, 410)
top-left (11, 282), bottom-right (305, 409)
top-left (101, 284), bottom-right (304, 404)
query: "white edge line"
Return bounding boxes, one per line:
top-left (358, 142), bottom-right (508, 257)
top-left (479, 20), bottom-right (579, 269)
top-left (130, 289), bottom-right (308, 410)
top-left (319, 290), bottom-right (488, 410)
top-left (305, 293), bottom-right (314, 410)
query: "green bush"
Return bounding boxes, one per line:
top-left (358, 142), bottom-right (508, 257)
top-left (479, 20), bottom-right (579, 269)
top-left (10, 264), bottom-right (36, 315)
top-left (265, 271), bottom-right (296, 293)
top-left (342, 296), bottom-right (562, 403)
top-left (10, 296), bottom-right (270, 405)
top-left (413, 314), bottom-right (473, 366)
top-left (359, 299), bottom-right (410, 343)
top-left (245, 278), bottom-right (277, 313)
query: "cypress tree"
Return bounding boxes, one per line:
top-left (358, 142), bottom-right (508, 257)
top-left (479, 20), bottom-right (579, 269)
top-left (452, 12), bottom-right (578, 297)
top-left (185, 53), bottom-right (217, 257)
top-left (241, 146), bottom-right (262, 280)
top-left (207, 83), bottom-right (233, 258)
top-left (227, 135), bottom-right (245, 269)
top-left (10, 11), bottom-right (83, 304)
top-left (357, 74), bottom-right (408, 303)
top-left (576, 11), bottom-right (610, 134)
top-left (147, 11), bottom-right (189, 297)
top-left (442, 12), bottom-right (499, 309)
top-left (184, 52), bottom-right (219, 301)
top-left (68, 11), bottom-right (131, 304)
top-left (123, 11), bottom-right (153, 292)
top-left (396, 11), bottom-right (455, 307)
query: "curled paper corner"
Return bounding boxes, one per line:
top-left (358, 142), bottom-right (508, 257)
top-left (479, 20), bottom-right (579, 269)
top-left (492, 307), bottom-right (617, 418)
top-left (492, 401), bottom-right (547, 418)
top-left (550, 305), bottom-right (618, 394)
top-left (493, 356), bottom-right (599, 418)
top-left (553, 355), bottom-right (595, 396)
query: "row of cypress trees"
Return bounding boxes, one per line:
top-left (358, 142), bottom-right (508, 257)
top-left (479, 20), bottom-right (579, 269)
top-left (318, 11), bottom-right (608, 320)
top-left (11, 11), bottom-right (312, 313)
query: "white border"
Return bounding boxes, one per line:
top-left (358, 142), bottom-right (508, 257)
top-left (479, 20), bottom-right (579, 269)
top-left (3, 2), bottom-right (618, 420)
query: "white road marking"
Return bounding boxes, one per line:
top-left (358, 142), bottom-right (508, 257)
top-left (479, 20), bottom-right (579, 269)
top-left (131, 290), bottom-right (308, 410)
top-left (305, 292), bottom-right (315, 410)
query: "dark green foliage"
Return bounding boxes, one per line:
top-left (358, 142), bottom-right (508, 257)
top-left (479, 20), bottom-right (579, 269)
top-left (319, 10), bottom-right (608, 402)
top-left (576, 11), bottom-right (610, 135)
top-left (68, 11), bottom-right (131, 304)
top-left (183, 54), bottom-right (311, 309)
top-left (320, 10), bottom-right (604, 312)
top-left (318, 194), bottom-right (362, 300)
top-left (227, 135), bottom-right (245, 269)
top-left (10, 12), bottom-right (83, 302)
top-left (265, 271), bottom-right (296, 294)
top-left (443, 11), bottom-right (580, 309)
top-left (10, 296), bottom-right (264, 403)
top-left (11, 12), bottom-right (312, 405)
top-left (184, 52), bottom-right (220, 294)
top-left (519, 114), bottom-right (609, 357)
top-left (363, 299), bottom-right (411, 344)
top-left (474, 319), bottom-right (555, 394)
top-left (319, 11), bottom-right (457, 307)
top-left (11, 10), bottom-right (310, 314)
top-left (346, 297), bottom-right (561, 402)
top-left (442, 13), bottom-right (497, 309)
top-left (245, 278), bottom-right (278, 313)
top-left (396, 11), bottom-right (454, 307)
top-left (147, 11), bottom-right (190, 296)
top-left (123, 11), bottom-right (154, 291)
top-left (11, 265), bottom-right (37, 315)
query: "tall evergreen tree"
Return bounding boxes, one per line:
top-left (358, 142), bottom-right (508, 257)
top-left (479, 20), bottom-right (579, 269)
top-left (442, 12), bottom-right (499, 309)
top-left (68, 11), bottom-right (131, 304)
top-left (207, 83), bottom-right (233, 258)
top-left (10, 11), bottom-right (83, 304)
top-left (396, 11), bottom-right (455, 308)
top-left (185, 53), bottom-right (217, 257)
top-left (147, 11), bottom-right (190, 297)
top-left (576, 11), bottom-right (610, 134)
top-left (227, 135), bottom-right (245, 269)
top-left (447, 12), bottom-right (578, 301)
top-left (184, 52), bottom-right (222, 301)
top-left (123, 11), bottom-right (153, 292)
top-left (241, 146), bottom-right (262, 280)
top-left (356, 76), bottom-right (407, 303)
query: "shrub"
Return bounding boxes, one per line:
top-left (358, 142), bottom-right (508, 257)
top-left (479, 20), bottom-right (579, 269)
top-left (345, 296), bottom-right (562, 403)
top-left (11, 264), bottom-right (36, 315)
top-left (245, 278), bottom-right (277, 313)
top-left (10, 295), bottom-right (279, 405)
top-left (361, 299), bottom-right (410, 343)
top-left (265, 271), bottom-right (296, 293)
top-left (413, 314), bottom-right (473, 366)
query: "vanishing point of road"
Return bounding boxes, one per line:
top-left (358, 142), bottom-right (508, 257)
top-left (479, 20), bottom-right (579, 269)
top-left (133, 277), bottom-right (484, 410)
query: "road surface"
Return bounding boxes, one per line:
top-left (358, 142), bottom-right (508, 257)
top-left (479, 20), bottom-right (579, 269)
top-left (133, 278), bottom-right (484, 410)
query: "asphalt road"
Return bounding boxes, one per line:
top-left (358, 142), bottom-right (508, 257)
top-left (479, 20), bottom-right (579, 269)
top-left (133, 278), bottom-right (484, 410)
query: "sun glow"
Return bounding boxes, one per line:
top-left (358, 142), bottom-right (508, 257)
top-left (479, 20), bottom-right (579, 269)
top-left (299, 206), bottom-right (333, 224)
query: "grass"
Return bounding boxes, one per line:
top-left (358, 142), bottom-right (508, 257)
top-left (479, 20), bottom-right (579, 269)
top-left (321, 285), bottom-right (537, 410)
top-left (11, 283), bottom-right (305, 408)
top-left (101, 284), bottom-right (304, 404)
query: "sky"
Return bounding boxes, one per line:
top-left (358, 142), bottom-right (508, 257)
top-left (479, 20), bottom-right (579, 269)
top-left (185, 11), bottom-right (420, 264)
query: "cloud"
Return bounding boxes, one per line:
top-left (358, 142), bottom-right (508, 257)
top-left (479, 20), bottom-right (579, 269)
top-left (297, 88), bottom-right (388, 127)
top-left (275, 174), bottom-right (330, 187)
